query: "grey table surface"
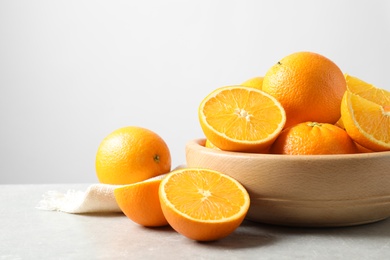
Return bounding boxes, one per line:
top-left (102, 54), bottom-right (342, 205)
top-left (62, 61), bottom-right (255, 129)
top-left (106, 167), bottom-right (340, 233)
top-left (1, 184), bottom-right (389, 260)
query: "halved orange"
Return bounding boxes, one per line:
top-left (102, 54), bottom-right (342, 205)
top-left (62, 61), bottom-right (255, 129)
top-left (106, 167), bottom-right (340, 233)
top-left (198, 86), bottom-right (286, 152)
top-left (159, 168), bottom-right (250, 241)
top-left (341, 90), bottom-right (390, 151)
top-left (114, 176), bottom-right (168, 227)
top-left (345, 74), bottom-right (390, 106)
top-left (204, 139), bottom-right (220, 150)
top-left (241, 76), bottom-right (264, 90)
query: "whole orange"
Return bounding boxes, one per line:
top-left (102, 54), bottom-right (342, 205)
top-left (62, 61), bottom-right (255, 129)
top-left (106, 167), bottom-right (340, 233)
top-left (262, 51), bottom-right (346, 128)
top-left (270, 122), bottom-right (358, 155)
top-left (96, 126), bottom-right (171, 184)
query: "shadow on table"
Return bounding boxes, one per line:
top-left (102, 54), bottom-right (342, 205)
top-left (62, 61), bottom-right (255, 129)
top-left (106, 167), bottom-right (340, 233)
top-left (75, 212), bottom-right (390, 249)
top-left (195, 220), bottom-right (277, 249)
top-left (193, 217), bottom-right (390, 249)
top-left (246, 217), bottom-right (390, 239)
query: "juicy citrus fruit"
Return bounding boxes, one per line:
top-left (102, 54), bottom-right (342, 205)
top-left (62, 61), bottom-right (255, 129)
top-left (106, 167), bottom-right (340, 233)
top-left (198, 86), bottom-right (286, 152)
top-left (96, 126), bottom-right (171, 184)
top-left (355, 142), bottom-right (373, 153)
top-left (341, 91), bottom-right (390, 151)
top-left (241, 76), bottom-right (264, 90)
top-left (335, 74), bottom-right (390, 130)
top-left (344, 74), bottom-right (390, 106)
top-left (204, 139), bottom-right (220, 150)
top-left (262, 51), bottom-right (346, 128)
top-left (159, 168), bottom-right (250, 241)
top-left (270, 122), bottom-right (358, 155)
top-left (335, 118), bottom-right (345, 129)
top-left (114, 176), bottom-right (168, 227)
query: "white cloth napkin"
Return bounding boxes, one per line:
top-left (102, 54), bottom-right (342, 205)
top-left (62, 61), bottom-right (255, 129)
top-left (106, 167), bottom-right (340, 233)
top-left (36, 184), bottom-right (123, 213)
top-left (36, 166), bottom-right (184, 214)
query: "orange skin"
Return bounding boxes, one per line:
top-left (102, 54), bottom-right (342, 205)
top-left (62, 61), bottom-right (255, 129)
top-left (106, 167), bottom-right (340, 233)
top-left (114, 180), bottom-right (168, 227)
top-left (96, 126), bottom-right (171, 185)
top-left (341, 91), bottom-right (390, 152)
top-left (270, 122), bottom-right (358, 155)
top-left (262, 51), bottom-right (346, 128)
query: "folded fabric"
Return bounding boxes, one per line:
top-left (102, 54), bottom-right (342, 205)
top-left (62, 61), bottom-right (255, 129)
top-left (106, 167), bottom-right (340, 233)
top-left (36, 168), bottom-right (185, 214)
top-left (36, 166), bottom-right (186, 214)
top-left (36, 183), bottom-right (123, 213)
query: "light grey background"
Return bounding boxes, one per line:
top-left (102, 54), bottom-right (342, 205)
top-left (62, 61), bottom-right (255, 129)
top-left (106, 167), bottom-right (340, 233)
top-left (1, 0), bottom-right (390, 184)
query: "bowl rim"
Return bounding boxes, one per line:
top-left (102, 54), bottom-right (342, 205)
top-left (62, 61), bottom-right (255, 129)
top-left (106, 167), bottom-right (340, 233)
top-left (187, 138), bottom-right (390, 162)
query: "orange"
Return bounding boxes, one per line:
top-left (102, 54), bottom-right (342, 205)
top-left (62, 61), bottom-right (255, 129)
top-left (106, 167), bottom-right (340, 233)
top-left (344, 74), bottom-right (390, 106)
top-left (198, 86), bottom-right (286, 152)
top-left (355, 142), bottom-right (373, 153)
top-left (335, 74), bottom-right (390, 130)
top-left (270, 122), bottom-right (358, 155)
top-left (262, 51), bottom-right (346, 128)
top-left (159, 168), bottom-right (250, 241)
top-left (96, 126), bottom-right (171, 184)
top-left (341, 90), bottom-right (390, 151)
top-left (204, 139), bottom-right (220, 150)
top-left (241, 76), bottom-right (264, 90)
top-left (114, 176), bottom-right (168, 227)
top-left (344, 74), bottom-right (390, 107)
top-left (335, 118), bottom-right (345, 129)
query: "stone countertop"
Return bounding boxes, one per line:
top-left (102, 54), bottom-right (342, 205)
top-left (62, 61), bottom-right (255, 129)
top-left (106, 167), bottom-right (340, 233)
top-left (1, 184), bottom-right (389, 259)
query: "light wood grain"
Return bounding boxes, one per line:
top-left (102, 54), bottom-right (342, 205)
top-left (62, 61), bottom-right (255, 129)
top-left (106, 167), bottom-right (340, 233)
top-left (186, 139), bottom-right (390, 227)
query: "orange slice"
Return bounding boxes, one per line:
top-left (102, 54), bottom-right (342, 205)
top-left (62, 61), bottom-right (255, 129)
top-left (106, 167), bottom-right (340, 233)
top-left (198, 86), bottom-right (286, 152)
top-left (114, 176), bottom-right (168, 227)
top-left (341, 90), bottom-right (390, 151)
top-left (241, 76), bottom-right (264, 90)
top-left (159, 168), bottom-right (250, 241)
top-left (204, 139), bottom-right (220, 150)
top-left (345, 74), bottom-right (390, 106)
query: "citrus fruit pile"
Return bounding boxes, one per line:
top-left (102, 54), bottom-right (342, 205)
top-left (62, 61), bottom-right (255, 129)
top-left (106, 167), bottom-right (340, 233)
top-left (95, 126), bottom-right (250, 241)
top-left (200, 51), bottom-right (390, 155)
top-left (94, 51), bottom-right (389, 242)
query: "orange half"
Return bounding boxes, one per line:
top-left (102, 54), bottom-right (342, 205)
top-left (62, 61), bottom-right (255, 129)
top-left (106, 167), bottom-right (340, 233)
top-left (198, 86), bottom-right (286, 152)
top-left (114, 176), bottom-right (168, 227)
top-left (345, 74), bottom-right (390, 106)
top-left (341, 90), bottom-right (390, 151)
top-left (159, 168), bottom-right (250, 241)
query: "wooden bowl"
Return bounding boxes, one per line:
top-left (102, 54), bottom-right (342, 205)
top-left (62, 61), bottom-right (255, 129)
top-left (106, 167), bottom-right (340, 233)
top-left (186, 139), bottom-right (390, 227)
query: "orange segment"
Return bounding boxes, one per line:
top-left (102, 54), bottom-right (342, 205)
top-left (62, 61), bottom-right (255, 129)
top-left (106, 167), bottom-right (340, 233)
top-left (241, 76), bottom-right (264, 90)
top-left (341, 91), bottom-right (390, 151)
top-left (198, 86), bottom-right (286, 152)
top-left (204, 139), bottom-right (220, 150)
top-left (345, 74), bottom-right (390, 106)
top-left (114, 177), bottom-right (168, 227)
top-left (159, 168), bottom-right (250, 241)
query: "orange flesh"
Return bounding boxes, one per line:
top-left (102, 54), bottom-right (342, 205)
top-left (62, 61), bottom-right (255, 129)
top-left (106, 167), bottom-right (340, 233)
top-left (163, 169), bottom-right (247, 221)
top-left (203, 88), bottom-right (284, 141)
top-left (350, 93), bottom-right (390, 144)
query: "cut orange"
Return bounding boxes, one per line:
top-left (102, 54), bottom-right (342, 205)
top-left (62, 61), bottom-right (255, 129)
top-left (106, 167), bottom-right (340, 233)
top-left (114, 176), bottom-right (168, 227)
top-left (198, 86), bottom-right (286, 152)
top-left (241, 76), bottom-right (264, 90)
top-left (345, 74), bottom-right (390, 106)
top-left (159, 168), bottom-right (250, 241)
top-left (341, 90), bottom-right (390, 151)
top-left (204, 139), bottom-right (220, 150)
